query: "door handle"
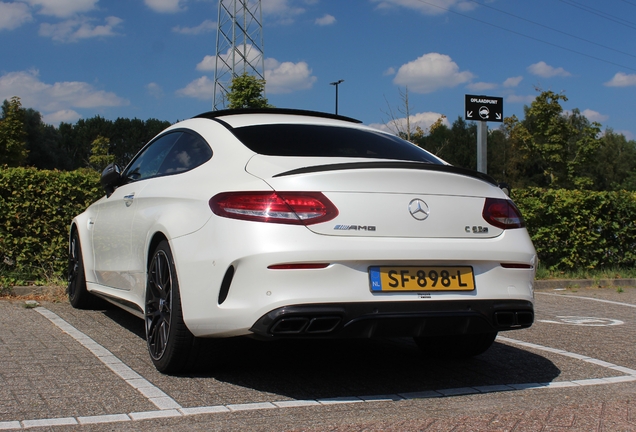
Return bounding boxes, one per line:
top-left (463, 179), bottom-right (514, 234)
top-left (124, 193), bottom-right (135, 207)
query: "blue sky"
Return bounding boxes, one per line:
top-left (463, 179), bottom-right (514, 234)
top-left (1, 0), bottom-right (635, 139)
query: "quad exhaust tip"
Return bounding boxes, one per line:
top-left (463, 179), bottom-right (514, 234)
top-left (270, 316), bottom-right (342, 335)
top-left (494, 311), bottom-right (534, 328)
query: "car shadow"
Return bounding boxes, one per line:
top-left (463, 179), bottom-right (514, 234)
top-left (185, 337), bottom-right (561, 400)
top-left (100, 308), bottom-right (561, 401)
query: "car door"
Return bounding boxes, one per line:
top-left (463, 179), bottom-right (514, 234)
top-left (91, 132), bottom-right (182, 291)
top-left (126, 131), bottom-right (214, 299)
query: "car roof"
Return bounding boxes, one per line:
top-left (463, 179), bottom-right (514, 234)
top-left (193, 108), bottom-right (363, 129)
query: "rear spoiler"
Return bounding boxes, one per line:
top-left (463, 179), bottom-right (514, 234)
top-left (274, 161), bottom-right (499, 187)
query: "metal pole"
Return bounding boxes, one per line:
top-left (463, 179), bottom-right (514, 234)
top-left (477, 121), bottom-right (487, 174)
top-left (330, 80), bottom-right (344, 115)
top-left (335, 85), bottom-right (339, 115)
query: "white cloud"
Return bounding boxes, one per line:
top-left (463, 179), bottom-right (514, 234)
top-left (581, 109), bottom-right (608, 123)
top-left (261, 0), bottom-right (305, 24)
top-left (39, 16), bottom-right (123, 42)
top-left (604, 72), bottom-right (636, 87)
top-left (467, 81), bottom-right (497, 91)
top-left (315, 14), bottom-right (336, 26)
top-left (383, 67), bottom-right (396, 76)
top-left (146, 82), bottom-right (164, 99)
top-left (145, 0), bottom-right (186, 13)
top-left (264, 58), bottom-right (317, 94)
top-left (172, 19), bottom-right (216, 34)
top-left (503, 76), bottom-right (523, 88)
top-left (196, 55), bottom-right (216, 71)
top-left (42, 109), bottom-right (81, 125)
top-left (527, 61), bottom-right (571, 78)
top-left (0, 2), bottom-right (32, 30)
top-left (182, 55), bottom-right (316, 99)
top-left (368, 111), bottom-right (450, 134)
top-left (393, 53), bottom-right (473, 93)
top-left (0, 70), bottom-right (129, 114)
top-left (196, 46), bottom-right (263, 72)
top-left (22, 0), bottom-right (98, 18)
top-left (370, 0), bottom-right (476, 15)
top-left (176, 76), bottom-right (215, 100)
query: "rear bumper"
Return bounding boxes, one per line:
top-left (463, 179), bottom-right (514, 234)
top-left (249, 299), bottom-right (534, 339)
top-left (172, 219), bottom-right (536, 337)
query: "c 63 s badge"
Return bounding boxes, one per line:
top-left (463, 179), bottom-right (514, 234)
top-left (466, 225), bottom-right (489, 234)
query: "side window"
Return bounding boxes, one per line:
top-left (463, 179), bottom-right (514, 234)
top-left (123, 131), bottom-right (212, 183)
top-left (157, 132), bottom-right (212, 175)
top-left (124, 133), bottom-right (182, 182)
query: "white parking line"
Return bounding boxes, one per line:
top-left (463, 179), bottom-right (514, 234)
top-left (498, 336), bottom-right (636, 375)
top-left (536, 291), bottom-right (636, 308)
top-left (34, 308), bottom-right (181, 411)
top-left (1, 309), bottom-right (633, 430)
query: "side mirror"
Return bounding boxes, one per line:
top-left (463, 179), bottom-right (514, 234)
top-left (100, 163), bottom-right (122, 197)
top-left (498, 182), bottom-right (511, 197)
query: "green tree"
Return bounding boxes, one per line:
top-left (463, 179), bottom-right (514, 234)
top-left (22, 108), bottom-right (66, 170)
top-left (226, 73), bottom-right (272, 109)
top-left (58, 115), bottom-right (112, 169)
top-left (507, 90), bottom-right (601, 189)
top-left (110, 117), bottom-right (170, 166)
top-left (502, 114), bottom-right (547, 188)
top-left (587, 129), bottom-right (636, 191)
top-left (89, 135), bottom-right (115, 172)
top-left (57, 115), bottom-right (171, 170)
top-left (415, 120), bottom-right (450, 158)
top-left (0, 97), bottom-right (28, 167)
top-left (486, 127), bottom-right (509, 183)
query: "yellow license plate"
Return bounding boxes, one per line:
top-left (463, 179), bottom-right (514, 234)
top-left (369, 266), bottom-right (475, 292)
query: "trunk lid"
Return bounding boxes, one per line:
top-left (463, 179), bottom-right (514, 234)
top-left (245, 155), bottom-right (505, 239)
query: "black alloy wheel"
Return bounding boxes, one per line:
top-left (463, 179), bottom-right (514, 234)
top-left (145, 240), bottom-right (194, 373)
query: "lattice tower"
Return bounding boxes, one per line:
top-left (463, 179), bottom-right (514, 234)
top-left (213, 0), bottom-right (265, 110)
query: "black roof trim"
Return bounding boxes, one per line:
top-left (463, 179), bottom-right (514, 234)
top-left (193, 108), bottom-right (363, 124)
top-left (274, 161), bottom-right (499, 186)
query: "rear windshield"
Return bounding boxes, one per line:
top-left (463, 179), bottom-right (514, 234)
top-left (231, 124), bottom-right (443, 164)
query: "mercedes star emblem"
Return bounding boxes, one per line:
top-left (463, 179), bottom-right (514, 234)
top-left (408, 199), bottom-right (430, 221)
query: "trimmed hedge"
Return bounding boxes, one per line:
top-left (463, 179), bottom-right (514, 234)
top-left (0, 168), bottom-right (635, 284)
top-left (0, 167), bottom-right (102, 283)
top-left (513, 188), bottom-right (636, 269)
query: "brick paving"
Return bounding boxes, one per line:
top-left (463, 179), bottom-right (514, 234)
top-left (1, 286), bottom-right (636, 430)
top-left (286, 400), bottom-right (636, 431)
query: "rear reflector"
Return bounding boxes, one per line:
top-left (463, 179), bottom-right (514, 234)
top-left (209, 191), bottom-right (338, 225)
top-left (482, 198), bottom-right (525, 229)
top-left (500, 263), bottom-right (533, 269)
top-left (268, 263), bottom-right (330, 270)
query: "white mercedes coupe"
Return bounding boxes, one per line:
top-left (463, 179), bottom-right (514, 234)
top-left (68, 109), bottom-right (536, 373)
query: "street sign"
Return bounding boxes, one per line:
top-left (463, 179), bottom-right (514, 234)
top-left (465, 95), bottom-right (503, 122)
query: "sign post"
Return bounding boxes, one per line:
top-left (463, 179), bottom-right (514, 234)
top-left (464, 95), bottom-right (503, 174)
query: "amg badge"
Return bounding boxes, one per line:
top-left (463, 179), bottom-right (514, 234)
top-left (334, 225), bottom-right (376, 231)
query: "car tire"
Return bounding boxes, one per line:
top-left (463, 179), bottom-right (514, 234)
top-left (414, 331), bottom-right (498, 358)
top-left (145, 240), bottom-right (195, 374)
top-left (68, 230), bottom-right (103, 309)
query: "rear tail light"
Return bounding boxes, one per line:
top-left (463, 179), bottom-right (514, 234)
top-left (268, 263), bottom-right (330, 270)
top-left (209, 192), bottom-right (339, 225)
top-left (482, 198), bottom-right (525, 229)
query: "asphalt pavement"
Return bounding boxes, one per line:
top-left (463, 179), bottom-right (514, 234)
top-left (1, 284), bottom-right (635, 431)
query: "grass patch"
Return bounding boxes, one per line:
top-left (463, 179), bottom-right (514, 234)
top-left (535, 264), bottom-right (636, 280)
top-left (0, 285), bottom-right (67, 303)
